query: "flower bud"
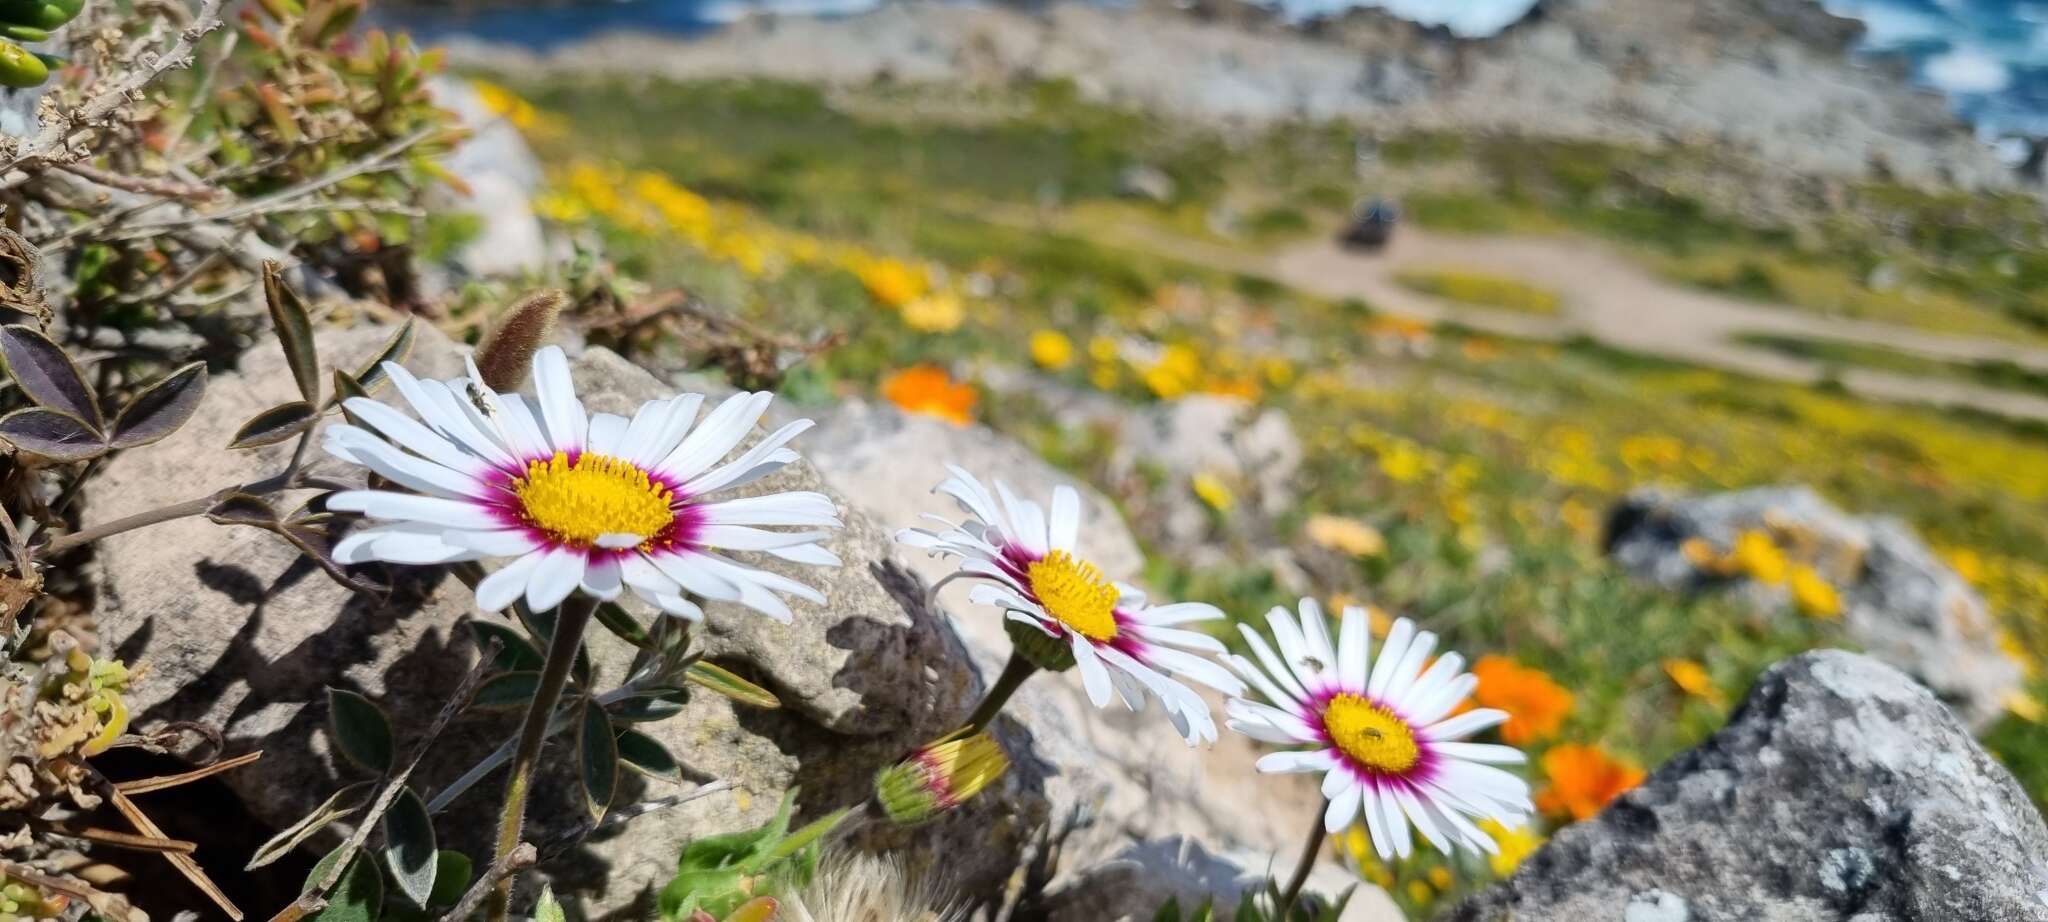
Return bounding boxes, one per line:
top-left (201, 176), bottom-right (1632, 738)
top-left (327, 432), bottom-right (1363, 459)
top-left (874, 730), bottom-right (1008, 825)
top-left (1004, 618), bottom-right (1075, 672)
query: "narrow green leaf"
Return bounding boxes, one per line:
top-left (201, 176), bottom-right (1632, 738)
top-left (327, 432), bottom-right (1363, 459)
top-left (579, 701), bottom-right (617, 821)
top-left (467, 620), bottom-right (543, 671)
top-left (614, 728), bottom-right (684, 784)
top-left (304, 848), bottom-right (384, 922)
top-left (768, 806), bottom-right (849, 862)
top-left (425, 851), bottom-right (471, 910)
top-left (264, 261), bottom-right (321, 403)
top-left (351, 319), bottom-right (416, 393)
top-left (534, 886), bottom-right (567, 922)
top-left (594, 601), bottom-right (651, 649)
top-left (685, 661), bottom-right (780, 710)
top-left (246, 781), bottom-right (373, 870)
top-left (469, 671), bottom-right (540, 710)
top-left (326, 688), bottom-right (395, 775)
top-left (608, 688), bottom-right (685, 723)
top-left (229, 400), bottom-right (319, 450)
top-left (380, 787), bottom-right (437, 908)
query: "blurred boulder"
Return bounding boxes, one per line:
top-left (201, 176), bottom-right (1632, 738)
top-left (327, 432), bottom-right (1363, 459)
top-left (1113, 394), bottom-right (1301, 544)
top-left (1603, 485), bottom-right (2020, 726)
top-left (1444, 650), bottom-right (2048, 922)
top-left (1116, 163), bottom-right (1177, 203)
top-left (426, 78), bottom-right (548, 278)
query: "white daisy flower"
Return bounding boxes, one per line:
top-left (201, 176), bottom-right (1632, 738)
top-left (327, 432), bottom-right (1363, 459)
top-left (321, 345), bottom-right (841, 622)
top-left (1225, 599), bottom-right (1533, 859)
top-left (898, 466), bottom-right (1244, 744)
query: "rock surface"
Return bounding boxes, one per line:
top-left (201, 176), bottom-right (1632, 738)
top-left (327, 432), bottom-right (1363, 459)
top-left (85, 326), bottom-right (1005, 918)
top-left (1603, 485), bottom-right (2020, 727)
top-left (805, 402), bottom-right (1399, 921)
top-left (427, 77), bottom-right (548, 279)
top-left (1445, 650), bottom-right (2048, 922)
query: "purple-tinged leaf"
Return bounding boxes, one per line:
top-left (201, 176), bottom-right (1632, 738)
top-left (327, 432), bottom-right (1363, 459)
top-left (110, 361), bottom-right (207, 450)
top-left (0, 408), bottom-right (104, 461)
top-left (349, 320), bottom-right (415, 395)
top-left (262, 262), bottom-right (321, 403)
top-left (0, 324), bottom-right (99, 428)
top-left (579, 700), bottom-right (618, 821)
top-left (228, 400), bottom-right (318, 450)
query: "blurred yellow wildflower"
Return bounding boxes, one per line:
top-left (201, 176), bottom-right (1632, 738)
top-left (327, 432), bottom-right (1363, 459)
top-left (1088, 363), bottom-right (1120, 391)
top-left (1660, 658), bottom-right (1722, 705)
top-left (1945, 547), bottom-right (1986, 586)
top-left (1482, 819), bottom-right (1542, 877)
top-left (1536, 744), bottom-right (1645, 821)
top-left (1732, 531), bottom-right (1788, 585)
top-left (2007, 691), bottom-right (2044, 723)
top-left (1405, 880), bottom-right (1434, 905)
top-left (900, 292), bottom-right (965, 333)
top-left (1377, 442), bottom-right (1428, 483)
top-left (1426, 867), bottom-right (1452, 889)
top-left (857, 258), bottom-right (928, 308)
top-left (1306, 515), bottom-right (1385, 558)
top-left (1472, 656), bottom-right (1573, 746)
top-left (1192, 473), bottom-right (1235, 512)
top-left (1087, 335), bottom-right (1120, 363)
top-left (1789, 565), bottom-right (1842, 619)
top-left (1031, 330), bottom-right (1076, 370)
top-left (882, 366), bottom-right (976, 427)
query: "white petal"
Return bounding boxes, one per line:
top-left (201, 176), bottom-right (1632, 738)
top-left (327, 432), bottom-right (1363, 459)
top-left (1140, 602), bottom-right (1225, 626)
top-left (338, 399), bottom-right (495, 480)
top-left (1361, 788), bottom-right (1395, 861)
top-left (1381, 784), bottom-right (1414, 859)
top-left (1382, 630), bottom-right (1438, 704)
top-left (1431, 742), bottom-right (1527, 765)
top-left (1142, 646), bottom-right (1246, 697)
top-left (1324, 780), bottom-right (1363, 832)
top-left (525, 548), bottom-right (585, 612)
top-left (580, 556), bottom-right (624, 601)
top-left (695, 525), bottom-right (834, 552)
top-left (328, 490), bottom-right (502, 531)
top-left (1426, 708), bottom-right (1509, 741)
top-left (587, 412), bottom-right (629, 458)
top-left (683, 418), bottom-right (813, 496)
top-left (1298, 597), bottom-right (1337, 672)
top-left (1238, 623), bottom-right (1310, 704)
top-left (1394, 786), bottom-right (1452, 855)
top-left (1367, 617), bottom-right (1416, 700)
top-left (326, 426), bottom-right (490, 500)
top-left (1266, 605), bottom-right (1326, 692)
top-left (935, 466), bottom-right (1005, 531)
top-left (531, 346), bottom-right (588, 453)
top-left (1048, 485), bottom-right (1080, 552)
top-left (695, 491), bottom-right (841, 528)
top-left (994, 481), bottom-right (1048, 556)
top-left (445, 529), bottom-right (541, 557)
top-left (1337, 605), bottom-right (1370, 691)
top-left (1072, 638), bottom-right (1115, 708)
top-left (627, 394), bottom-right (704, 468)
top-left (658, 391), bottom-right (771, 482)
top-left (1227, 653), bottom-right (1303, 713)
top-left (1405, 674), bottom-right (1478, 727)
top-left (1137, 625), bottom-right (1226, 655)
top-left (475, 552), bottom-right (545, 612)
top-left (1255, 748), bottom-right (1338, 774)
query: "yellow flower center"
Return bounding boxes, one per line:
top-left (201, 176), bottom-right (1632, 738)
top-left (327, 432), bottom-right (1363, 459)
top-left (1025, 550), bottom-right (1120, 642)
top-left (512, 452), bottom-right (675, 548)
top-left (1324, 694), bottom-right (1421, 774)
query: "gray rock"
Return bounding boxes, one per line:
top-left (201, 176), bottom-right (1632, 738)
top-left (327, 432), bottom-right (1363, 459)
top-left (1603, 485), bottom-right (2020, 726)
top-left (1444, 650), bottom-right (2048, 922)
top-left (1113, 394), bottom-right (1302, 545)
top-left (805, 402), bottom-right (1399, 921)
top-left (426, 77), bottom-right (548, 278)
top-left (84, 326), bottom-right (1015, 917)
top-left (1039, 835), bottom-right (1396, 922)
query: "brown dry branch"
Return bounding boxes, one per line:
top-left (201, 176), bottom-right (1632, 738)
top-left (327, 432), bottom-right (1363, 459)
top-left (0, 0), bottom-right (227, 177)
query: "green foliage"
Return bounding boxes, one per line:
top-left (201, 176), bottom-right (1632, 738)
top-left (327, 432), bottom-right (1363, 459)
top-left (656, 790), bottom-right (849, 920)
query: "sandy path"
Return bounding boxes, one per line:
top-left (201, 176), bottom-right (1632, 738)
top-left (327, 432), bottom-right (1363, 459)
top-left (1267, 231), bottom-right (2048, 421)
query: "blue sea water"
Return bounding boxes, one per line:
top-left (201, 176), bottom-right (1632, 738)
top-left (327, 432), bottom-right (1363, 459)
top-left (385, 0), bottom-right (2048, 138)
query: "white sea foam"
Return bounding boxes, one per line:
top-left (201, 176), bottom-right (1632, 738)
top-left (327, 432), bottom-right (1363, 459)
top-left (1925, 44), bottom-right (2015, 93)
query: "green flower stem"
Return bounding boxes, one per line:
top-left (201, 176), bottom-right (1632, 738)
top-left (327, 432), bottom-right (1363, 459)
top-left (1276, 800), bottom-right (1329, 920)
top-left (487, 592), bottom-right (597, 922)
top-left (962, 651), bottom-right (1038, 735)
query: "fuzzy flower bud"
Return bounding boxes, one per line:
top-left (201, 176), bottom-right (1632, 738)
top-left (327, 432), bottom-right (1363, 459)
top-left (875, 731), bottom-right (1008, 826)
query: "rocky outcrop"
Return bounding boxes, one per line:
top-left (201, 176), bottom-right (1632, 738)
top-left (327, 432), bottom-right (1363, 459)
top-left (805, 402), bottom-right (1397, 921)
top-left (85, 326), bottom-right (1005, 917)
top-left (1445, 650), bottom-right (2048, 922)
top-left (1603, 485), bottom-right (2020, 727)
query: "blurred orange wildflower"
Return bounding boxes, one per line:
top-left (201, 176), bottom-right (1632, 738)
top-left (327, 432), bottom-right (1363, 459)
top-left (1536, 744), bottom-right (1645, 821)
top-left (882, 366), bottom-right (976, 426)
top-left (1471, 655), bottom-right (1574, 746)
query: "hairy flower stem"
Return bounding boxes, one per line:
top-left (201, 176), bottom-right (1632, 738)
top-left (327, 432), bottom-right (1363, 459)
top-left (487, 593), bottom-right (597, 922)
top-left (961, 652), bottom-right (1038, 735)
top-left (1276, 801), bottom-right (1329, 920)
